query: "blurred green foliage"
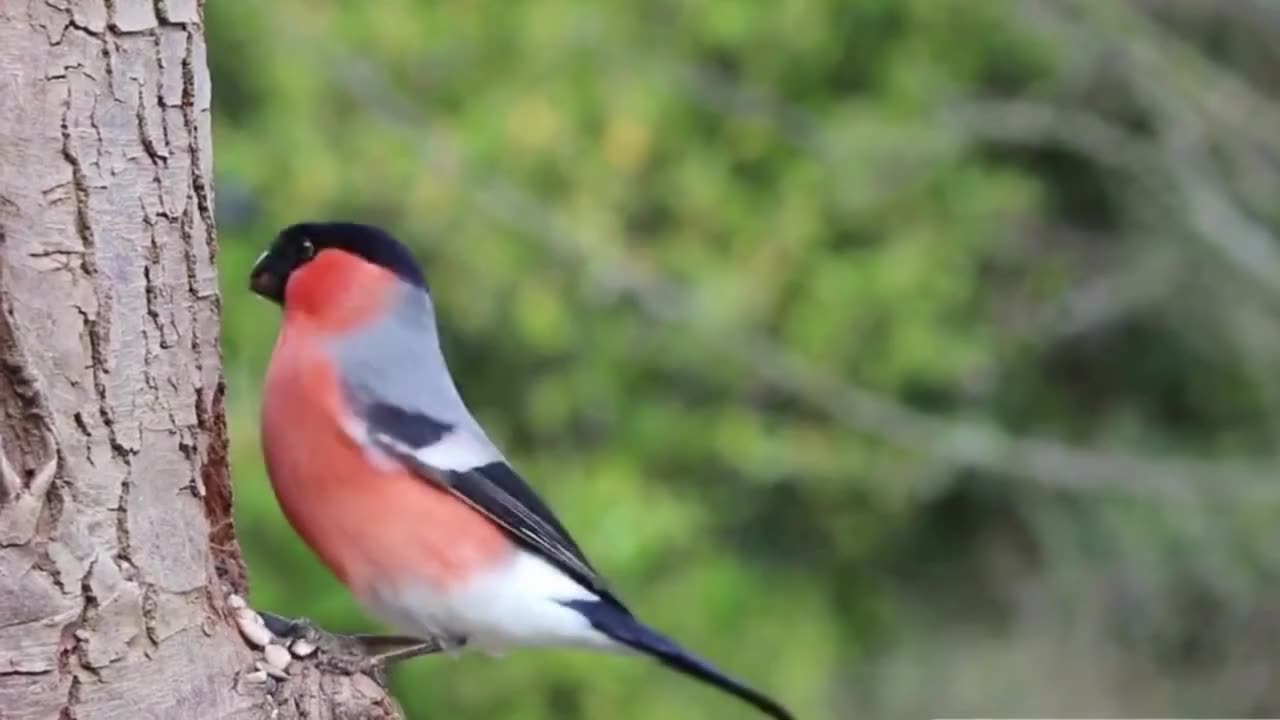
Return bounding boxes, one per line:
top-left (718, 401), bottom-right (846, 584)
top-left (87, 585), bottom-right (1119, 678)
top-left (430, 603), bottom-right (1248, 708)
top-left (209, 1), bottom-right (1280, 718)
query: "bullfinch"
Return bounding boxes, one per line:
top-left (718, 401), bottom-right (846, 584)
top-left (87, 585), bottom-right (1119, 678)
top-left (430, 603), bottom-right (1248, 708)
top-left (248, 222), bottom-right (793, 719)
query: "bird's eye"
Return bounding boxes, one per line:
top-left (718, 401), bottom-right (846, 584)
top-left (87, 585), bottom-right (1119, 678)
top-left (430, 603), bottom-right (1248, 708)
top-left (299, 239), bottom-right (316, 260)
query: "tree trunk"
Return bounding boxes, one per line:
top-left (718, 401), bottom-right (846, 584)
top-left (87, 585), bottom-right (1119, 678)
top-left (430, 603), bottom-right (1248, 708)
top-left (0, 2), bottom-right (400, 718)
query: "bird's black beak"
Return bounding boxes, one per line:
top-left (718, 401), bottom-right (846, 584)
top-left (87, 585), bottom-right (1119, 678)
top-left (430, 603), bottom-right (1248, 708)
top-left (249, 251), bottom-right (286, 304)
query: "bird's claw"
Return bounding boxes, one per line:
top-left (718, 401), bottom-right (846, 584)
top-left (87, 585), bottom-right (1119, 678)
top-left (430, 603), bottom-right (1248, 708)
top-left (255, 610), bottom-right (459, 684)
top-left (258, 611), bottom-right (317, 643)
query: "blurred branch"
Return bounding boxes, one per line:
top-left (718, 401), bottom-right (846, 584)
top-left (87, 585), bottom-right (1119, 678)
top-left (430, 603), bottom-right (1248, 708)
top-left (1016, 1), bottom-right (1280, 303)
top-left (948, 98), bottom-right (1280, 305)
top-left (944, 100), bottom-right (1153, 177)
top-left (1032, 251), bottom-right (1177, 343)
top-left (1120, 20), bottom-right (1280, 301)
top-left (327, 48), bottom-right (1280, 500)
top-left (1166, 151), bottom-right (1280, 299)
top-left (1081, 0), bottom-right (1280, 160)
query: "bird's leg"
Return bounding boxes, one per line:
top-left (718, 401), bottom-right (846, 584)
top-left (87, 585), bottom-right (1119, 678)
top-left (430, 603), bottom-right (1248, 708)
top-left (354, 633), bottom-right (463, 665)
top-left (258, 611), bottom-right (463, 683)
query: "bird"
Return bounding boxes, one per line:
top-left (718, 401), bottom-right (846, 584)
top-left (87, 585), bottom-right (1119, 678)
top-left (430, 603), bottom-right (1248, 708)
top-left (248, 221), bottom-right (794, 719)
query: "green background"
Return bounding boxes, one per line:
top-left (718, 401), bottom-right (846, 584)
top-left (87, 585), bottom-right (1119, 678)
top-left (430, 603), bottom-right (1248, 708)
top-left (208, 1), bottom-right (1280, 718)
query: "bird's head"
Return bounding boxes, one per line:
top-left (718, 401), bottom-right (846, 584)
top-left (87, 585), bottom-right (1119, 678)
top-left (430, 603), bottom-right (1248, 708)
top-left (250, 222), bottom-right (427, 304)
top-left (250, 222), bottom-right (429, 326)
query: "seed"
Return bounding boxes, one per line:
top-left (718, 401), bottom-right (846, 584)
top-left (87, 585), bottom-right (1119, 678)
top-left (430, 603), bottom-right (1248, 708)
top-left (235, 607), bottom-right (264, 626)
top-left (236, 611), bottom-right (274, 648)
top-left (289, 638), bottom-right (317, 658)
top-left (256, 659), bottom-right (289, 680)
top-left (264, 644), bottom-right (293, 673)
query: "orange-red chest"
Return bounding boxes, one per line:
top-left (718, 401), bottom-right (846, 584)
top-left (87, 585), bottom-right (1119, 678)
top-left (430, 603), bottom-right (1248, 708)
top-left (259, 320), bottom-right (510, 597)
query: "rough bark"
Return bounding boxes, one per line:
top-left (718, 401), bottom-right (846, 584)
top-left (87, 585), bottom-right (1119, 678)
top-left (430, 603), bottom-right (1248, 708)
top-left (0, 2), bottom-right (400, 718)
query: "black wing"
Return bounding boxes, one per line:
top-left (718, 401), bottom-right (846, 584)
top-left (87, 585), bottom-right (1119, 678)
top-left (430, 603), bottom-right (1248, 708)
top-left (363, 404), bottom-right (626, 610)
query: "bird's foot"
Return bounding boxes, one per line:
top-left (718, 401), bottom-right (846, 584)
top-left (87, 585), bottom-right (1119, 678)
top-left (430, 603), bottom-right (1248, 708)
top-left (257, 610), bottom-right (463, 685)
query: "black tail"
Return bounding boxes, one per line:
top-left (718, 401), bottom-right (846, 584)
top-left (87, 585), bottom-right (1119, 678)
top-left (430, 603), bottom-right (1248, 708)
top-left (563, 600), bottom-right (794, 720)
